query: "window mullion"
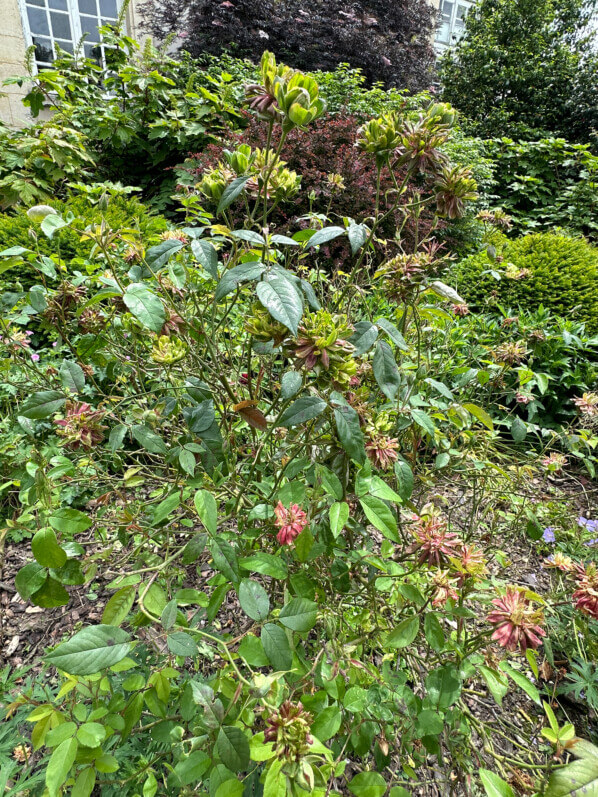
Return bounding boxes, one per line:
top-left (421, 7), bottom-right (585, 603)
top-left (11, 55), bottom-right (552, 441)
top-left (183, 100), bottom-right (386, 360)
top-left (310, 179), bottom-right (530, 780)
top-left (68, 0), bottom-right (82, 48)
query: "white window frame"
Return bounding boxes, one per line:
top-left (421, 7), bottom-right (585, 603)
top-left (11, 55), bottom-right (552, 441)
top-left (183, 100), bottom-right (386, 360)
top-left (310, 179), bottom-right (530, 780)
top-left (17, 0), bottom-right (122, 73)
top-left (435, 0), bottom-right (472, 50)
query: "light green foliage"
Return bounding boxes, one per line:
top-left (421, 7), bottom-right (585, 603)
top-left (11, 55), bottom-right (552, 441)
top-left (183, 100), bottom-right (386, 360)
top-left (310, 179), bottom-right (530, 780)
top-left (484, 137), bottom-right (598, 240)
top-left (454, 232), bottom-right (598, 331)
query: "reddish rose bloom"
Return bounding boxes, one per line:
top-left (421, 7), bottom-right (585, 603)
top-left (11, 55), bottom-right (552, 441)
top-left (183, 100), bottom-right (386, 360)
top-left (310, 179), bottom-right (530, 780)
top-left (365, 434), bottom-right (400, 470)
top-left (431, 570), bottom-right (459, 607)
top-left (274, 501), bottom-right (308, 545)
top-left (451, 303), bottom-right (469, 317)
top-left (408, 514), bottom-right (462, 567)
top-left (572, 564), bottom-right (598, 620)
top-left (54, 401), bottom-right (105, 450)
top-left (487, 588), bottom-right (546, 653)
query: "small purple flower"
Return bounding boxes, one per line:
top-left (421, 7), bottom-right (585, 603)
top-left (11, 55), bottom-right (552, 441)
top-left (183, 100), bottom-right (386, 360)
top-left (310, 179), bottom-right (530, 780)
top-left (52, 341), bottom-right (58, 348)
top-left (585, 538), bottom-right (598, 547)
top-left (579, 517), bottom-right (598, 533)
top-left (542, 527), bottom-right (556, 543)
top-left (25, 330), bottom-right (34, 336)
top-left (31, 353), bottom-right (40, 362)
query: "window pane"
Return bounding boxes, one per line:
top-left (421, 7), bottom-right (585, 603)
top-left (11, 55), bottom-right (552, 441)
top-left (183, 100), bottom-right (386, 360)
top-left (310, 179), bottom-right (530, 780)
top-left (33, 36), bottom-right (54, 62)
top-left (27, 0), bottom-right (45, 7)
top-left (99, 0), bottom-right (117, 17)
top-left (78, 0), bottom-right (97, 14)
top-left (27, 7), bottom-right (50, 36)
top-left (56, 40), bottom-right (74, 53)
top-left (49, 0), bottom-right (68, 8)
top-left (51, 11), bottom-right (72, 39)
top-left (84, 42), bottom-right (102, 62)
top-left (80, 15), bottom-right (100, 39)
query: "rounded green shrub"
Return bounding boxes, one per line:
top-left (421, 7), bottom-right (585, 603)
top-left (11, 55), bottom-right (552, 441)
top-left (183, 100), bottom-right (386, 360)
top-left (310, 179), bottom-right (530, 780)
top-left (0, 193), bottom-right (168, 264)
top-left (453, 232), bottom-right (598, 331)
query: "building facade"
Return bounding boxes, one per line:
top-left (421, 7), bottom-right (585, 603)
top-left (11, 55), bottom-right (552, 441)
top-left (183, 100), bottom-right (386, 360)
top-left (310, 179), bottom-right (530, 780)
top-left (0, 0), bottom-right (471, 128)
top-left (0, 0), bottom-right (144, 127)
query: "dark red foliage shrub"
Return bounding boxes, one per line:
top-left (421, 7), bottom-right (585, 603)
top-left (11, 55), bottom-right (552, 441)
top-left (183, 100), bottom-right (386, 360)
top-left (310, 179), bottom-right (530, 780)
top-left (181, 113), bottom-right (446, 262)
top-left (141, 0), bottom-right (436, 92)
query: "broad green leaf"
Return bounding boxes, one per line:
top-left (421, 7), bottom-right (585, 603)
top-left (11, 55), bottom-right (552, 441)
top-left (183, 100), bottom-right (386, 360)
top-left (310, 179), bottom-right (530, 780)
top-left (279, 598), bottom-right (318, 632)
top-left (238, 579), bottom-right (270, 622)
top-left (231, 229), bottom-right (265, 245)
top-left (373, 341), bottom-right (400, 400)
top-left (511, 417), bottom-right (527, 442)
top-left (424, 612), bottom-right (445, 652)
top-left (191, 238), bottom-right (219, 279)
top-left (167, 631), bottom-right (198, 657)
top-left (240, 554), bottom-right (288, 580)
top-left (360, 496), bottom-right (399, 542)
top-left (375, 317), bottom-right (409, 351)
top-left (76, 722), bottom-right (106, 748)
top-left (194, 490), bottom-right (218, 535)
top-left (463, 402), bottom-right (494, 431)
top-left (217, 175), bottom-right (250, 214)
top-left (30, 575), bottom-right (69, 608)
top-left (478, 665), bottom-right (509, 707)
top-left (332, 399), bottom-right (366, 464)
top-left (425, 665), bottom-right (461, 710)
top-left (261, 623), bottom-right (292, 670)
top-left (59, 361), bottom-right (85, 393)
top-left (279, 396), bottom-right (327, 427)
top-left (280, 370), bottom-right (302, 399)
top-left (46, 737), bottom-right (78, 797)
top-left (347, 222), bottom-right (368, 254)
top-left (173, 751), bottom-right (211, 785)
top-left (348, 771), bottom-right (387, 797)
top-left (215, 261), bottom-right (264, 300)
top-left (102, 585), bottom-right (136, 626)
top-left (131, 425), bottom-right (167, 454)
top-left (545, 738), bottom-right (598, 797)
top-left (350, 320), bottom-right (378, 356)
top-left (344, 686), bottom-right (368, 713)
top-left (385, 615), bottom-right (420, 649)
top-left (238, 634), bottom-right (269, 667)
top-left (15, 562), bottom-right (47, 600)
top-left (329, 501), bottom-right (349, 538)
top-left (41, 213), bottom-right (68, 239)
top-left (72, 767), bottom-right (96, 797)
top-left (145, 239), bottom-right (183, 269)
top-left (49, 508), bottom-right (91, 535)
top-left (305, 225), bottom-right (345, 248)
top-left (316, 463), bottom-right (343, 499)
top-left (394, 460), bottom-right (414, 500)
top-left (123, 283), bottom-right (165, 333)
top-left (479, 769), bottom-right (516, 797)
top-left (256, 275), bottom-right (303, 335)
top-left (217, 726), bottom-right (250, 772)
top-left (152, 493), bottom-right (181, 526)
top-left (45, 625), bottom-right (131, 675)
top-left (32, 528), bottom-right (67, 569)
top-left (20, 390), bottom-right (65, 419)
top-left (311, 706), bottom-right (342, 742)
top-left (210, 538), bottom-right (240, 583)
top-left (411, 409), bottom-right (436, 439)
top-left (500, 662), bottom-right (540, 704)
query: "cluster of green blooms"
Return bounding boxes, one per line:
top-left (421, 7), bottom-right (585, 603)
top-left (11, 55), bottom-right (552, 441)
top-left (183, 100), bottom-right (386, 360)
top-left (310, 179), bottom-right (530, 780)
top-left (293, 310), bottom-right (357, 389)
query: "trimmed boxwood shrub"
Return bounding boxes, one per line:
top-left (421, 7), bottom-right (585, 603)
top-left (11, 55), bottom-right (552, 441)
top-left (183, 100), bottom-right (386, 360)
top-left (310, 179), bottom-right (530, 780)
top-left (0, 193), bottom-right (168, 264)
top-left (453, 232), bottom-right (598, 331)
